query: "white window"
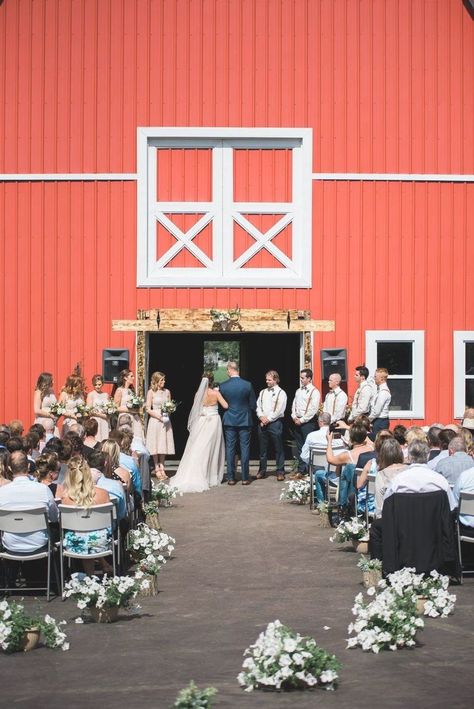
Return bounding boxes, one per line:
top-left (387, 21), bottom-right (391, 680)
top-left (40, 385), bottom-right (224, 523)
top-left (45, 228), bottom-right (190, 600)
top-left (137, 127), bottom-right (312, 287)
top-left (365, 331), bottom-right (425, 419)
top-left (454, 332), bottom-right (474, 418)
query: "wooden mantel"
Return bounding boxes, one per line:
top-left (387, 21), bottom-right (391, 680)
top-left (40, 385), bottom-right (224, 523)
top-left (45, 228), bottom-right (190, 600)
top-left (112, 308), bottom-right (334, 333)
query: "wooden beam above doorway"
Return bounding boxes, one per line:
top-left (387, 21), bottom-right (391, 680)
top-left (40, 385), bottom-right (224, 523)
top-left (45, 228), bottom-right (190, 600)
top-left (112, 308), bottom-right (334, 333)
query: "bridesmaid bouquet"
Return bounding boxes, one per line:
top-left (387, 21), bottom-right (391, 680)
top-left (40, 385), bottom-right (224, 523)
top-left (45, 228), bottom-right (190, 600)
top-left (76, 403), bottom-right (93, 419)
top-left (94, 400), bottom-right (117, 417)
top-left (49, 401), bottom-right (66, 417)
top-left (126, 394), bottom-right (144, 411)
top-left (161, 400), bottom-right (179, 424)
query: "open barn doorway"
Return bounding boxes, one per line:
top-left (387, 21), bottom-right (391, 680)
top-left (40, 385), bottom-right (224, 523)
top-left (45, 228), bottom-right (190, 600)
top-left (147, 332), bottom-right (302, 460)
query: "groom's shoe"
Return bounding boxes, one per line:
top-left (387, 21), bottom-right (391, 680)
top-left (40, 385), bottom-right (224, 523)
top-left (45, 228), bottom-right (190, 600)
top-left (227, 480), bottom-right (237, 486)
top-left (276, 473), bottom-right (285, 481)
top-left (255, 471), bottom-right (266, 479)
top-left (242, 480), bottom-right (251, 486)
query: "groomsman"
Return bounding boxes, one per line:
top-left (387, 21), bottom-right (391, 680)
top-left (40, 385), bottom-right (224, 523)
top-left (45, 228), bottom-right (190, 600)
top-left (291, 369), bottom-right (320, 475)
top-left (348, 365), bottom-right (374, 421)
top-left (322, 373), bottom-right (348, 423)
top-left (369, 368), bottom-right (392, 434)
top-left (256, 370), bottom-right (287, 481)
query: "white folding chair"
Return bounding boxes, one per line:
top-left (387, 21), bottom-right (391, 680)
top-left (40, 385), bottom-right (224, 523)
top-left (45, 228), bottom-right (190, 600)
top-left (0, 506), bottom-right (59, 601)
top-left (58, 503), bottom-right (116, 595)
top-left (457, 491), bottom-right (474, 583)
top-left (309, 448), bottom-right (328, 510)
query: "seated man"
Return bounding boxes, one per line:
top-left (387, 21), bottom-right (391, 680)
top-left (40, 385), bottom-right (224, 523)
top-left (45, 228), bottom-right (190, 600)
top-left (453, 465), bottom-right (474, 544)
top-left (300, 413), bottom-right (344, 502)
top-left (427, 428), bottom-right (457, 470)
top-left (435, 437), bottom-right (474, 486)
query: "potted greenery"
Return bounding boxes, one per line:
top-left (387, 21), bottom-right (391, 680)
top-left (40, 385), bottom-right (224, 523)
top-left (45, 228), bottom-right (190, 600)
top-left (150, 481), bottom-right (181, 508)
top-left (330, 517), bottom-right (369, 552)
top-left (173, 680), bottom-right (218, 708)
top-left (238, 620), bottom-right (340, 692)
top-left (357, 555), bottom-right (383, 588)
top-left (0, 600), bottom-right (69, 653)
top-left (314, 501), bottom-right (331, 528)
top-left (279, 478), bottom-right (311, 505)
top-left (143, 499), bottom-right (161, 530)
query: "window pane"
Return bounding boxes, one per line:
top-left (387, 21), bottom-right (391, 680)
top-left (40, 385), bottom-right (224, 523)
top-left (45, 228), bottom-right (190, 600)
top-left (466, 379), bottom-right (474, 408)
top-left (466, 343), bottom-right (474, 375)
top-left (377, 342), bottom-right (412, 375)
top-left (388, 379), bottom-right (412, 411)
top-left (203, 341), bottom-right (240, 384)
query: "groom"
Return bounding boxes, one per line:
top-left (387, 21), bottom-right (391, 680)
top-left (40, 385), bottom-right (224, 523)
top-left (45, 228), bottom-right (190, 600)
top-left (219, 361), bottom-right (257, 486)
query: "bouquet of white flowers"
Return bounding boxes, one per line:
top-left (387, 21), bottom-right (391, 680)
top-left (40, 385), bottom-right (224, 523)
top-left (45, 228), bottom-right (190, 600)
top-left (161, 400), bottom-right (179, 415)
top-left (151, 481), bottom-right (182, 507)
top-left (93, 399), bottom-right (117, 416)
top-left (379, 568), bottom-right (456, 618)
top-left (237, 620), bottom-right (340, 692)
top-left (64, 573), bottom-right (148, 613)
top-left (330, 517), bottom-right (368, 543)
top-left (76, 403), bottom-right (93, 418)
top-left (347, 582), bottom-right (424, 653)
top-left (0, 599), bottom-right (69, 653)
top-left (279, 478), bottom-right (311, 504)
top-left (49, 401), bottom-right (66, 417)
top-left (126, 394), bottom-right (144, 411)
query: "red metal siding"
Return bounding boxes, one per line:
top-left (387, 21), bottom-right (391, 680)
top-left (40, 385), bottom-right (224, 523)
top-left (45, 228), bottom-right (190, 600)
top-left (1, 0), bottom-right (474, 424)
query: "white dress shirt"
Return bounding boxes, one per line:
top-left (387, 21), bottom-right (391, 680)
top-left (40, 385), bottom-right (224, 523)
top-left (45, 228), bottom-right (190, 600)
top-left (427, 449), bottom-right (449, 470)
top-left (384, 464), bottom-right (456, 510)
top-left (453, 467), bottom-right (474, 527)
top-left (256, 385), bottom-right (287, 422)
top-left (349, 382), bottom-right (374, 420)
top-left (369, 382), bottom-right (391, 421)
top-left (300, 426), bottom-right (345, 464)
top-left (0, 476), bottom-right (59, 552)
top-left (323, 386), bottom-right (348, 423)
top-left (291, 384), bottom-right (320, 424)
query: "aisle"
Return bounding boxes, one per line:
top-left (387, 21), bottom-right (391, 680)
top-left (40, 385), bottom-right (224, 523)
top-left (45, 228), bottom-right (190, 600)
top-left (1, 479), bottom-right (473, 708)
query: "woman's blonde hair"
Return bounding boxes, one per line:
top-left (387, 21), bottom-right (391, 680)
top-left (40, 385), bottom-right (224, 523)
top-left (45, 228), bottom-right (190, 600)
top-left (405, 426), bottom-right (428, 446)
top-left (101, 439), bottom-right (121, 472)
top-left (150, 371), bottom-right (166, 392)
top-left (64, 456), bottom-right (95, 507)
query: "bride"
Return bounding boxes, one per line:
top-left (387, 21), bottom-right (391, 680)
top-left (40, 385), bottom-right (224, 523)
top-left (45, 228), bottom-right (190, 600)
top-left (172, 373), bottom-right (228, 493)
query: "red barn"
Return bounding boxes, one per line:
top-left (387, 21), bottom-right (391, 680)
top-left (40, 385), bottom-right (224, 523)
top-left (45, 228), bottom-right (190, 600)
top-left (1, 0), bottom-right (473, 452)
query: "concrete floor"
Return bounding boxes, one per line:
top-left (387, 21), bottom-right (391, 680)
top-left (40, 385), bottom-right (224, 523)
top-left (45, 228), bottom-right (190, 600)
top-left (1, 475), bottom-right (473, 708)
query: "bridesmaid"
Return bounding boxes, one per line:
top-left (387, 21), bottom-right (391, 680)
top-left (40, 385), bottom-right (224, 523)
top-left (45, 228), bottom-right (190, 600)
top-left (33, 372), bottom-right (59, 438)
top-left (112, 369), bottom-right (145, 443)
top-left (145, 371), bottom-right (175, 480)
top-left (59, 370), bottom-right (86, 436)
top-left (86, 374), bottom-right (110, 442)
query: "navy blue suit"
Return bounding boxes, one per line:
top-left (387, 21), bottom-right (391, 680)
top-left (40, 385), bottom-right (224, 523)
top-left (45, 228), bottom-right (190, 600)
top-left (219, 376), bottom-right (257, 481)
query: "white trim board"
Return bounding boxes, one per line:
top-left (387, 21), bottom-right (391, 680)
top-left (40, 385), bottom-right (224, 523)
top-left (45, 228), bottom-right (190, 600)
top-left (312, 173), bottom-right (474, 182)
top-left (0, 173), bottom-right (137, 181)
top-left (454, 331), bottom-right (474, 419)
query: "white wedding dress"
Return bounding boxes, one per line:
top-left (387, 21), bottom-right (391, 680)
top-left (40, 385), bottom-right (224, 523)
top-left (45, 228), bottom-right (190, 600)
top-left (172, 385), bottom-right (225, 493)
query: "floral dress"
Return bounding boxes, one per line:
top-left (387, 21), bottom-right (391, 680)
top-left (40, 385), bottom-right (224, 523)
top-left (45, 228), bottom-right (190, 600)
top-left (64, 528), bottom-right (112, 555)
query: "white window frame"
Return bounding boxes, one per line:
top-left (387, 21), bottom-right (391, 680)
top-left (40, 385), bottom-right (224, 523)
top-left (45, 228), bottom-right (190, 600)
top-left (136, 127), bottom-right (312, 287)
top-left (365, 330), bottom-right (425, 419)
top-left (454, 331), bottom-right (474, 418)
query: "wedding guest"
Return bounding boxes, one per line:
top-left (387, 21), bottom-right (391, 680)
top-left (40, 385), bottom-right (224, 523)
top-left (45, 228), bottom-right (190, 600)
top-left (301, 412), bottom-right (345, 503)
top-left (460, 427), bottom-right (474, 457)
top-left (34, 452), bottom-right (61, 497)
top-left (59, 456), bottom-right (112, 575)
top-left (372, 438), bottom-right (408, 518)
top-left (101, 439), bottom-right (132, 493)
top-left (453, 464), bottom-right (474, 537)
top-left (322, 373), bottom-right (348, 424)
top-left (86, 374), bottom-right (111, 442)
top-left (29, 423), bottom-right (47, 452)
top-left (291, 369), bottom-right (320, 476)
top-left (0, 426), bottom-right (11, 449)
top-left (88, 450), bottom-right (128, 521)
top-left (256, 370), bottom-right (287, 481)
top-left (33, 371), bottom-right (59, 438)
top-left (427, 425), bottom-right (443, 461)
top-left (348, 366), bottom-right (374, 421)
top-left (112, 369), bottom-right (145, 443)
top-left (9, 420), bottom-right (24, 437)
top-left (435, 437), bottom-right (474, 485)
top-left (82, 417), bottom-right (101, 461)
top-left (0, 449), bottom-right (11, 486)
top-left (145, 371), bottom-right (175, 481)
top-left (6, 437), bottom-right (23, 454)
top-left (59, 369), bottom-right (86, 436)
top-left (368, 368), bottom-right (391, 434)
top-left (22, 432), bottom-right (40, 473)
top-left (427, 428), bottom-right (457, 470)
top-left (110, 428), bottom-right (143, 496)
top-left (63, 431), bottom-right (85, 459)
top-left (406, 426), bottom-right (428, 445)
top-left (326, 424), bottom-right (374, 508)
top-left (356, 430), bottom-right (396, 515)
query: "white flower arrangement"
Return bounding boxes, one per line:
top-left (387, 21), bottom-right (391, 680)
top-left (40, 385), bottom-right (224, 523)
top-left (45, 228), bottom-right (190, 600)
top-left (151, 481), bottom-right (182, 507)
top-left (161, 400), bottom-right (179, 415)
top-left (48, 401), bottom-right (66, 417)
top-left (64, 573), bottom-right (148, 612)
top-left (279, 478), bottom-right (311, 504)
top-left (330, 517), bottom-right (368, 543)
top-left (237, 620), bottom-right (340, 692)
top-left (126, 393), bottom-right (145, 410)
top-left (347, 584), bottom-right (424, 653)
top-left (76, 403), bottom-right (93, 418)
top-left (127, 523), bottom-right (175, 565)
top-left (379, 568), bottom-right (456, 618)
top-left (93, 399), bottom-right (117, 416)
top-left (357, 555), bottom-right (382, 573)
top-left (0, 600), bottom-right (69, 653)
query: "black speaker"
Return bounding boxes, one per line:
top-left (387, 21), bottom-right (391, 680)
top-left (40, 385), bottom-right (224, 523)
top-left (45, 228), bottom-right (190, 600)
top-left (102, 349), bottom-right (130, 383)
top-left (320, 348), bottom-right (347, 382)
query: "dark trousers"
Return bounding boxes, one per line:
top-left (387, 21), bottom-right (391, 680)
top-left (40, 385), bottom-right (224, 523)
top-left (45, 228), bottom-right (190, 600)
top-left (224, 426), bottom-right (252, 481)
top-left (293, 420), bottom-right (317, 472)
top-left (369, 518), bottom-right (383, 560)
top-left (372, 418), bottom-right (390, 435)
top-left (257, 419), bottom-right (285, 474)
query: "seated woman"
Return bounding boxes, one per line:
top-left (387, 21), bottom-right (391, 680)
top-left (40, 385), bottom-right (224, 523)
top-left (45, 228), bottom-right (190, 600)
top-left (0, 449), bottom-right (11, 487)
top-left (326, 423), bottom-right (374, 509)
top-left (82, 417), bottom-right (101, 462)
top-left (101, 439), bottom-right (132, 493)
top-left (356, 430), bottom-right (394, 515)
top-left (59, 456), bottom-right (112, 575)
top-left (34, 451), bottom-right (61, 497)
